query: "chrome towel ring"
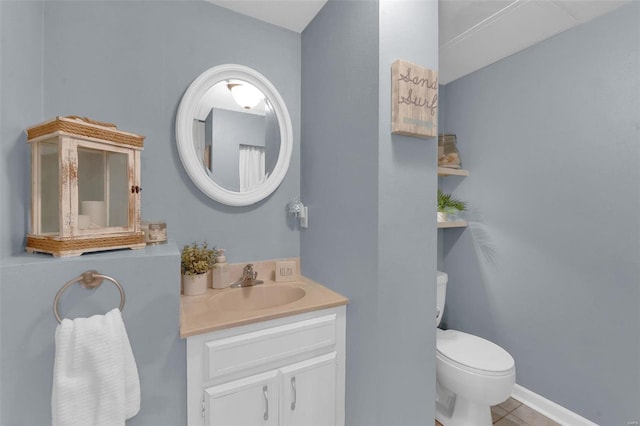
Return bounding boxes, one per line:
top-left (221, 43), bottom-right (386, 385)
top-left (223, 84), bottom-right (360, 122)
top-left (53, 270), bottom-right (126, 323)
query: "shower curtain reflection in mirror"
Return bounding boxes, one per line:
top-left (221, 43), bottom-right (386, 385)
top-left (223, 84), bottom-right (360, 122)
top-left (239, 145), bottom-right (266, 192)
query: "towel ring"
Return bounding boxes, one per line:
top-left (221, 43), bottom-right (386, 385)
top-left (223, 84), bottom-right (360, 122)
top-left (53, 270), bottom-right (126, 323)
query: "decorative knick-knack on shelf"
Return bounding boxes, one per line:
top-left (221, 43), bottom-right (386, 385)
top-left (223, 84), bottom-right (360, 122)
top-left (181, 242), bottom-right (215, 296)
top-left (25, 116), bottom-right (145, 257)
top-left (438, 134), bottom-right (462, 169)
top-left (437, 189), bottom-right (467, 222)
top-left (211, 249), bottom-right (229, 289)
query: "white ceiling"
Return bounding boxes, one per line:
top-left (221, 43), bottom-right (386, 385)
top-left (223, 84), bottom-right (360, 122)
top-left (439, 0), bottom-right (629, 84)
top-left (206, 0), bottom-right (629, 84)
top-left (206, 0), bottom-right (327, 33)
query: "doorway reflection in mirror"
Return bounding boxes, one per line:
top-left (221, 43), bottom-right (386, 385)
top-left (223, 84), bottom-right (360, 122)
top-left (192, 81), bottom-right (280, 192)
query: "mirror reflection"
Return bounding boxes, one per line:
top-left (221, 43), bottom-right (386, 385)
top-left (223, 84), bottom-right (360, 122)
top-left (192, 80), bottom-right (280, 192)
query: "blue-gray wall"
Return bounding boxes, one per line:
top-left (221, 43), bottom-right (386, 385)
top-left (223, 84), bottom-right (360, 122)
top-left (436, 84), bottom-right (447, 273)
top-left (441, 4), bottom-right (640, 425)
top-left (1, 0), bottom-right (44, 260)
top-left (2, 0), bottom-right (300, 262)
top-left (1, 245), bottom-right (183, 426)
top-left (1, 1), bottom-right (301, 424)
top-left (377, 1), bottom-right (438, 425)
top-left (301, 1), bottom-right (438, 424)
top-left (301, 2), bottom-right (380, 423)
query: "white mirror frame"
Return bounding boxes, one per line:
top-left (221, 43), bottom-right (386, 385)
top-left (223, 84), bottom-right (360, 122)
top-left (176, 64), bottom-right (293, 206)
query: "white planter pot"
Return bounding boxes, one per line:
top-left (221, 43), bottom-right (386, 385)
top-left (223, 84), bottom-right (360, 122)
top-left (183, 272), bottom-right (209, 296)
top-left (437, 211), bottom-right (448, 222)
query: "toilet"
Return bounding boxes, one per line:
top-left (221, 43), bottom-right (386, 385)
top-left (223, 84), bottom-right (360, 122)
top-left (436, 271), bottom-right (516, 426)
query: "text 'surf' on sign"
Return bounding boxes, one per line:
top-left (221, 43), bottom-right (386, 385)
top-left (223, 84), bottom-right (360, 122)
top-left (391, 60), bottom-right (438, 138)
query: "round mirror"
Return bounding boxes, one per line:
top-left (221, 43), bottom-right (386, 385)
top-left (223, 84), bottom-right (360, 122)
top-left (176, 64), bottom-right (293, 206)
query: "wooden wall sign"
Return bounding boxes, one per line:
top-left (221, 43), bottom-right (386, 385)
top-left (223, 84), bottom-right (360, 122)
top-left (391, 60), bottom-right (438, 138)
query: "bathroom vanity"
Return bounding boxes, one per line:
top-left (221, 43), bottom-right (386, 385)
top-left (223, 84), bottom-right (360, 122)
top-left (181, 274), bottom-right (348, 426)
top-left (177, 64), bottom-right (348, 425)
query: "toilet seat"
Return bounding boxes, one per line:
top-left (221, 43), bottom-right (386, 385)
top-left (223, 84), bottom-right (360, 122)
top-left (437, 329), bottom-right (514, 376)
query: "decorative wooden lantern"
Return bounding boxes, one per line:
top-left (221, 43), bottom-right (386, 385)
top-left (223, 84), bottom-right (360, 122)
top-left (26, 116), bottom-right (145, 257)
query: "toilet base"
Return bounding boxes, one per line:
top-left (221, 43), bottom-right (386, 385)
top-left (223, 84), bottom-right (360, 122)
top-left (436, 393), bottom-right (492, 426)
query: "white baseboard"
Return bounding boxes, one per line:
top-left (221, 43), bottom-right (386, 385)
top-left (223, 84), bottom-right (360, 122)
top-left (512, 384), bottom-right (598, 426)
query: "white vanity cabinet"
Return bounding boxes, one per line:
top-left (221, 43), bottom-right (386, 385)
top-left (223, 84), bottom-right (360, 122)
top-left (204, 369), bottom-right (279, 426)
top-left (204, 371), bottom-right (278, 426)
top-left (187, 306), bottom-right (346, 426)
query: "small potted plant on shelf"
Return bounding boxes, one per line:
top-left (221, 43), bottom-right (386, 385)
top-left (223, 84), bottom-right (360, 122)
top-left (181, 242), bottom-right (216, 295)
top-left (438, 189), bottom-right (467, 222)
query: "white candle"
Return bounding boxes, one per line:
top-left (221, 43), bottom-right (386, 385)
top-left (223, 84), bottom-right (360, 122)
top-left (81, 201), bottom-right (107, 228)
top-left (78, 214), bottom-right (90, 230)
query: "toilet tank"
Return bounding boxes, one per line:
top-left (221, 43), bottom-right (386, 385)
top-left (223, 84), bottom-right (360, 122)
top-left (436, 271), bottom-right (448, 327)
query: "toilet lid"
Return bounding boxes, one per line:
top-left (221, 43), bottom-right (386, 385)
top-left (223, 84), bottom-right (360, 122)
top-left (437, 329), bottom-right (514, 373)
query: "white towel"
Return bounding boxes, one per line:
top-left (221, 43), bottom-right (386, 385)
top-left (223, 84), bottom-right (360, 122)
top-left (52, 308), bottom-right (140, 426)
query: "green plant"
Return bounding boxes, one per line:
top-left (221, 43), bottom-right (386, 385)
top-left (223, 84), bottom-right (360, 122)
top-left (438, 189), bottom-right (467, 214)
top-left (181, 242), bottom-right (216, 276)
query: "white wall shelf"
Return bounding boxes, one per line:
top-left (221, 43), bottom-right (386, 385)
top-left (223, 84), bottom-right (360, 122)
top-left (437, 167), bottom-right (469, 177)
top-left (437, 220), bottom-right (468, 229)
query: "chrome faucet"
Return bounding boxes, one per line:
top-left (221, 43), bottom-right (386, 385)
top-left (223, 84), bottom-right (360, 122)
top-left (230, 264), bottom-right (264, 288)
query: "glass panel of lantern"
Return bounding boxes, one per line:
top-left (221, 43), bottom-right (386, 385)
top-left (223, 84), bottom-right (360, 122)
top-left (76, 147), bottom-right (130, 231)
top-left (39, 141), bottom-right (59, 234)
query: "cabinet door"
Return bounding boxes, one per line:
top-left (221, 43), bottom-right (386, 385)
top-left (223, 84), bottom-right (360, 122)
top-left (204, 370), bottom-right (279, 426)
top-left (281, 352), bottom-right (337, 426)
top-left (74, 141), bottom-right (137, 234)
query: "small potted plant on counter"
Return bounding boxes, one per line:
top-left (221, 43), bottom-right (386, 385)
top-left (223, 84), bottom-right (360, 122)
top-left (438, 189), bottom-right (467, 222)
top-left (181, 242), bottom-right (215, 295)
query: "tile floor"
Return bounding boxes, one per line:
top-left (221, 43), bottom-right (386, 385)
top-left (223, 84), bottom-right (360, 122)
top-left (435, 397), bottom-right (561, 426)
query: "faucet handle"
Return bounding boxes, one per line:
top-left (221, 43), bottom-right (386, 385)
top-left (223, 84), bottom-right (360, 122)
top-left (229, 264), bottom-right (263, 288)
top-left (243, 264), bottom-right (256, 279)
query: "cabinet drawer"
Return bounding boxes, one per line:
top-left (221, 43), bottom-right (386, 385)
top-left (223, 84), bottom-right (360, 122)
top-left (204, 314), bottom-right (336, 380)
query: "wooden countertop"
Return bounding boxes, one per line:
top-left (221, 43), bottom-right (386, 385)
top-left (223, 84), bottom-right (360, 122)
top-left (180, 276), bottom-right (349, 338)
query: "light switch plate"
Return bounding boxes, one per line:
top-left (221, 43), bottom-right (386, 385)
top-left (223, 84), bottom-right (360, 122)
top-left (275, 260), bottom-right (297, 282)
